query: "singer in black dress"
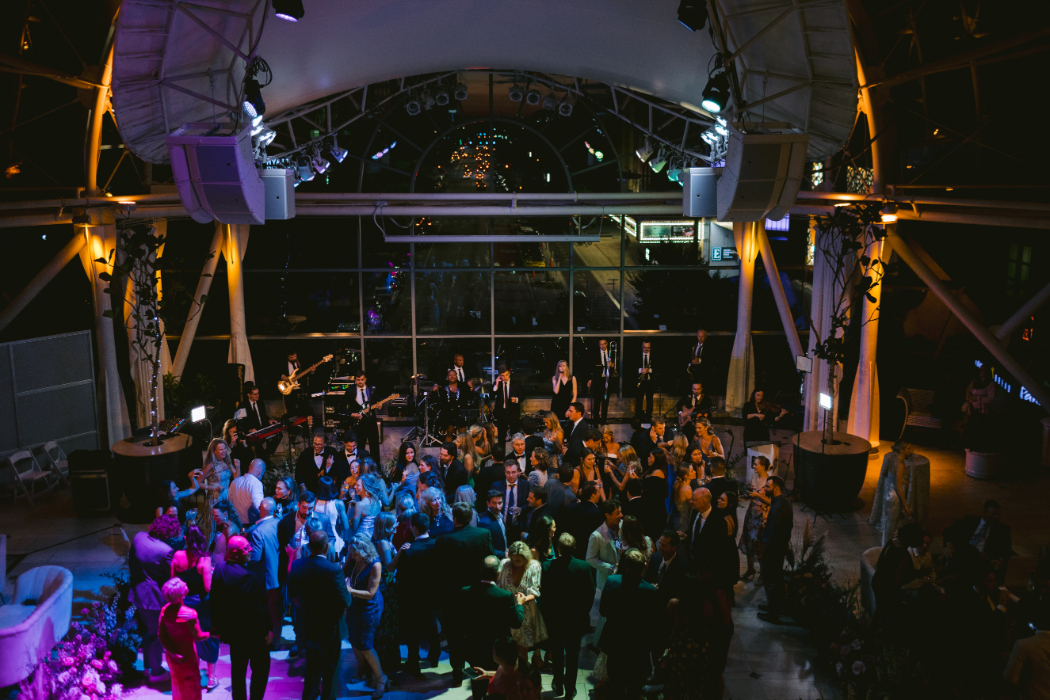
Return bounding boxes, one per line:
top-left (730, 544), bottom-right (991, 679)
top-left (550, 360), bottom-right (577, 418)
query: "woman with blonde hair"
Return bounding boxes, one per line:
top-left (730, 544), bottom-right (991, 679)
top-left (419, 486), bottom-right (455, 536)
top-left (670, 434), bottom-right (690, 467)
top-left (550, 360), bottom-right (577, 418)
top-left (600, 425), bottom-right (620, 464)
top-left (197, 438), bottom-right (233, 540)
top-left (469, 424), bottom-right (492, 465)
top-left (456, 431), bottom-right (480, 488)
top-left (542, 412), bottom-right (565, 456)
top-left (498, 541), bottom-right (547, 666)
top-left (453, 485), bottom-right (480, 527)
top-left (603, 444), bottom-right (642, 492)
top-left (350, 473), bottom-right (386, 540)
top-left (695, 418), bottom-right (725, 460)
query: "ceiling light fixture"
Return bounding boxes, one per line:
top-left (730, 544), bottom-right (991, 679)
top-left (714, 116), bottom-right (728, 136)
top-left (311, 147), bottom-right (330, 175)
top-left (525, 88), bottom-right (542, 106)
top-left (454, 82), bottom-right (468, 100)
top-left (508, 83), bottom-right (524, 102)
top-left (649, 148), bottom-right (668, 173)
top-left (273, 0), bottom-right (304, 22)
top-left (421, 91), bottom-right (436, 111)
top-left (542, 94), bottom-right (557, 111)
top-left (880, 202), bottom-right (898, 224)
top-left (243, 78), bottom-right (265, 119)
top-left (329, 137), bottom-right (348, 163)
top-left (701, 70), bottom-right (730, 113)
top-left (677, 0), bottom-right (708, 31)
top-left (635, 137), bottom-right (654, 163)
top-left (435, 86), bottom-right (450, 106)
top-left (405, 95), bottom-right (421, 116)
top-left (558, 97), bottom-right (574, 117)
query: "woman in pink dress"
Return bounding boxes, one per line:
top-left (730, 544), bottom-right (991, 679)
top-left (158, 577), bottom-right (210, 700)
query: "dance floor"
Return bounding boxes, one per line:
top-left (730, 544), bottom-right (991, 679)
top-left (3, 423), bottom-right (1047, 699)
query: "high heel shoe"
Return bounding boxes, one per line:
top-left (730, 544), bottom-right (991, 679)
top-left (371, 675), bottom-right (389, 699)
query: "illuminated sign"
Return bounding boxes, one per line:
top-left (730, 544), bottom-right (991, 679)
top-left (765, 217), bottom-right (790, 232)
top-left (639, 221), bottom-right (697, 243)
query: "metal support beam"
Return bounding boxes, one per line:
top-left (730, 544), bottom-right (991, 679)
top-left (0, 230), bottom-right (85, 332)
top-left (85, 42), bottom-right (114, 196)
top-left (994, 280), bottom-right (1050, 340)
top-left (755, 223), bottom-right (803, 359)
top-left (888, 232), bottom-right (1050, 412)
top-left (171, 221), bottom-right (223, 379)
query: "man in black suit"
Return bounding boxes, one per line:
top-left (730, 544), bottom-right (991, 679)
top-left (282, 350), bottom-right (309, 417)
top-left (346, 373), bottom-right (382, 460)
top-left (598, 549), bottom-right (660, 698)
top-left (620, 479), bottom-right (644, 521)
top-left (398, 513), bottom-right (442, 676)
top-left (491, 364), bottom-right (523, 447)
top-left (241, 382), bottom-right (280, 460)
top-left (676, 381), bottom-right (714, 440)
top-left (686, 328), bottom-right (707, 385)
top-left (288, 531), bottom-right (353, 700)
top-left (506, 433), bottom-right (529, 475)
top-left (565, 426), bottom-right (602, 468)
top-left (295, 433), bottom-right (340, 496)
top-left (645, 530), bottom-right (688, 604)
top-left (758, 476), bottom-right (793, 624)
top-left (544, 464), bottom-right (578, 523)
top-left (329, 430), bottom-right (360, 480)
top-left (473, 456), bottom-right (504, 506)
top-left (478, 490), bottom-right (509, 557)
top-left (456, 555), bottom-right (525, 683)
top-left (522, 416), bottom-right (546, 464)
top-left (949, 565), bottom-right (1011, 696)
top-left (587, 338), bottom-right (617, 422)
top-left (704, 456), bottom-right (737, 508)
top-left (634, 340), bottom-right (657, 420)
top-left (437, 503), bottom-right (496, 683)
top-left (943, 499), bottom-right (1013, 585)
top-left (493, 459), bottom-right (530, 541)
top-left (439, 442), bottom-right (468, 501)
top-left (561, 481), bottom-right (604, 560)
top-left (211, 536), bottom-right (272, 700)
top-left (521, 485), bottom-right (549, 544)
top-left (564, 402), bottom-right (589, 451)
top-left (683, 486), bottom-right (730, 584)
top-left (632, 418), bottom-right (668, 467)
top-left (542, 533), bottom-right (596, 698)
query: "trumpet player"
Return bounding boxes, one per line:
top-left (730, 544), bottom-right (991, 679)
top-left (634, 340), bottom-right (656, 421)
top-left (587, 338), bottom-right (617, 422)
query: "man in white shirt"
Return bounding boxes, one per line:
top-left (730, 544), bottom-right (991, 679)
top-left (230, 458), bottom-right (267, 525)
top-left (586, 500), bottom-right (623, 592)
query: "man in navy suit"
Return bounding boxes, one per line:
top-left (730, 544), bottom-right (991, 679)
top-left (288, 531), bottom-right (353, 700)
top-left (247, 497), bottom-right (282, 649)
top-left (398, 513), bottom-right (441, 676)
top-left (598, 549), bottom-right (659, 697)
top-left (478, 490), bottom-right (510, 557)
top-left (493, 460), bottom-right (530, 541)
top-left (211, 536), bottom-right (272, 700)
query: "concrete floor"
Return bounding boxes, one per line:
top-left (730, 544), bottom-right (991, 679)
top-left (3, 423), bottom-right (1047, 699)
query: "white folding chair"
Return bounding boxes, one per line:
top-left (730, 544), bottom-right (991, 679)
top-left (38, 441), bottom-right (70, 487)
top-left (6, 450), bottom-right (55, 506)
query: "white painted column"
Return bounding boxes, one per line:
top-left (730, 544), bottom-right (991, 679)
top-left (847, 232), bottom-right (887, 449)
top-left (79, 214), bottom-right (132, 446)
top-left (726, 221), bottom-right (757, 415)
top-left (225, 223), bottom-right (254, 383)
top-left (804, 219), bottom-right (826, 432)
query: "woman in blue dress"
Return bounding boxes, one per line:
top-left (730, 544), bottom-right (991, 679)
top-left (345, 533), bottom-right (387, 698)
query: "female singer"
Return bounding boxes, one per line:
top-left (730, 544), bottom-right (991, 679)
top-left (550, 360), bottom-right (577, 418)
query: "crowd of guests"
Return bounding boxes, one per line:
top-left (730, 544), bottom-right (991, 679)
top-left (129, 406), bottom-right (801, 700)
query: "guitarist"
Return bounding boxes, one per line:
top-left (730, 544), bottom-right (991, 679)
top-left (347, 372), bottom-right (382, 459)
top-left (282, 350), bottom-right (308, 416)
top-left (675, 382), bottom-right (713, 441)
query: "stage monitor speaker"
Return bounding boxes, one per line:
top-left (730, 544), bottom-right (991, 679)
top-left (167, 121), bottom-right (266, 225)
top-left (682, 167), bottom-right (719, 218)
top-left (260, 168), bottom-right (295, 220)
top-left (716, 126), bottom-right (809, 222)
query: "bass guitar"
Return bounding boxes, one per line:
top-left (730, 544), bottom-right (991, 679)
top-left (278, 354), bottom-right (334, 395)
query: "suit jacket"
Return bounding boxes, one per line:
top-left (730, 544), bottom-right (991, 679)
top-left (704, 476), bottom-right (738, 508)
top-left (621, 496), bottom-right (645, 522)
top-left (522, 503), bottom-right (550, 544)
top-left (442, 458), bottom-right (468, 501)
top-left (645, 552), bottom-right (689, 605)
top-left (129, 532), bottom-right (174, 611)
top-left (686, 508), bottom-right (731, 582)
top-left (477, 510), bottom-right (509, 557)
top-left (541, 554), bottom-right (595, 637)
top-left (524, 435), bottom-right (546, 461)
top-left (635, 353), bottom-right (657, 391)
top-left (598, 575), bottom-right (660, 657)
top-left (586, 523), bottom-right (619, 590)
top-left (295, 447), bottom-right (342, 496)
top-left (398, 536), bottom-right (439, 612)
top-left (288, 554), bottom-right (353, 643)
top-left (247, 515), bottom-right (280, 590)
top-left (945, 515), bottom-right (1013, 566)
top-left (493, 479), bottom-right (530, 522)
top-left (276, 510), bottom-right (301, 584)
top-left (458, 582), bottom-right (524, 667)
top-left (211, 561), bottom-right (272, 642)
top-left (473, 462), bottom-right (504, 505)
top-left (761, 495), bottom-right (794, 554)
top-left (346, 385), bottom-right (380, 432)
top-left (565, 418), bottom-right (590, 451)
top-left (435, 525), bottom-right (495, 596)
top-left (492, 379), bottom-right (524, 421)
top-left (544, 479), bottom-right (577, 522)
top-left (561, 500), bottom-right (604, 560)
top-left (241, 399), bottom-right (271, 432)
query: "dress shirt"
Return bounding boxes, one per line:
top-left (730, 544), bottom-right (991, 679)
top-left (490, 509), bottom-right (507, 543)
top-left (640, 353), bottom-right (650, 375)
top-left (229, 473), bottom-right (264, 525)
top-left (288, 361), bottom-right (299, 376)
top-left (504, 480), bottom-right (519, 517)
top-left (692, 506), bottom-right (713, 541)
top-left (356, 387), bottom-right (370, 407)
top-left (313, 452), bottom-right (324, 469)
top-left (512, 452), bottom-right (526, 472)
top-left (249, 400), bottom-right (262, 425)
top-left (601, 351), bottom-right (610, 378)
top-left (659, 553), bottom-right (676, 579)
top-left (455, 366), bottom-right (465, 383)
top-left (1004, 630), bottom-right (1050, 700)
top-left (503, 381), bottom-right (511, 403)
top-left (970, 518), bottom-right (990, 553)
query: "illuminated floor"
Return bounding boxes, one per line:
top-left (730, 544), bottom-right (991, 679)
top-left (4, 426), bottom-right (1047, 699)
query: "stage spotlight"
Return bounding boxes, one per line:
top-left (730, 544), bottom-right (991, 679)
top-left (273, 0), bottom-right (304, 21)
top-left (256, 128), bottom-right (277, 148)
top-left (329, 137), bottom-right (348, 163)
top-left (542, 94), bottom-right (557, 111)
top-left (635, 138), bottom-right (654, 163)
top-left (454, 82), bottom-right (468, 100)
top-left (880, 202), bottom-right (898, 223)
top-left (525, 88), bottom-right (541, 106)
top-left (422, 91), bottom-right (436, 111)
top-left (558, 97), bottom-right (574, 117)
top-left (701, 71), bottom-right (730, 113)
top-left (405, 96), bottom-right (421, 116)
top-left (243, 78), bottom-right (265, 118)
top-left (677, 0), bottom-right (708, 31)
top-left (435, 86), bottom-right (450, 106)
top-left (649, 149), bottom-right (668, 173)
top-left (297, 160), bottom-right (315, 182)
top-left (714, 116), bottom-right (728, 136)
top-left (509, 83), bottom-right (524, 102)
top-left (311, 148), bottom-right (330, 175)
top-left (701, 131), bottom-right (716, 145)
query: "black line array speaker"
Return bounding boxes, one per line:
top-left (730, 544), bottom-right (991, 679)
top-left (716, 126), bottom-right (809, 222)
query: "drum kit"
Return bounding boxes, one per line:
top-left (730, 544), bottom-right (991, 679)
top-left (402, 372), bottom-right (494, 446)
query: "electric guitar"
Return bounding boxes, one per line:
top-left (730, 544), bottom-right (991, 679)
top-left (278, 354), bottom-right (334, 395)
top-left (352, 393), bottom-right (401, 421)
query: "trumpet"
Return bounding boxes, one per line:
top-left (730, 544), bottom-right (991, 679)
top-left (609, 340), bottom-right (618, 378)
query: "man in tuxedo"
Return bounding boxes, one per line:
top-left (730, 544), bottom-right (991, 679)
top-left (521, 486), bottom-right (549, 544)
top-left (439, 442), bottom-right (468, 501)
top-left (494, 459), bottom-right (530, 541)
top-left (438, 505), bottom-right (498, 684)
top-left (478, 490), bottom-right (509, 557)
top-left (598, 549), bottom-right (660, 698)
top-left (295, 433), bottom-right (340, 496)
top-left (686, 328), bottom-right (707, 385)
top-left (246, 498), bottom-right (282, 649)
top-left (282, 350), bottom-right (309, 417)
top-left (242, 382), bottom-right (279, 460)
top-left (684, 487), bottom-right (730, 583)
top-left (522, 416), bottom-right (545, 463)
top-left (646, 530), bottom-right (688, 604)
top-left (587, 338), bottom-right (616, 422)
top-left (449, 353), bottom-right (475, 388)
top-left (491, 364), bottom-right (523, 447)
top-left (347, 373), bottom-right (381, 459)
top-left (211, 536), bottom-right (272, 700)
top-left (634, 340), bottom-right (657, 420)
top-left (542, 533), bottom-right (596, 698)
top-left (943, 499), bottom-right (1013, 585)
top-left (398, 513), bottom-right (441, 676)
top-left (562, 482), bottom-right (604, 560)
top-left (565, 427), bottom-right (602, 469)
top-left (129, 521), bottom-right (175, 682)
top-left (330, 430), bottom-right (360, 482)
top-left (704, 456), bottom-right (737, 508)
top-left (758, 476), bottom-right (793, 624)
top-left (507, 433), bottom-right (529, 474)
top-left (621, 478), bottom-right (644, 521)
top-left (288, 531), bottom-right (353, 700)
top-left (456, 555), bottom-right (524, 682)
top-left (564, 402), bottom-right (589, 452)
